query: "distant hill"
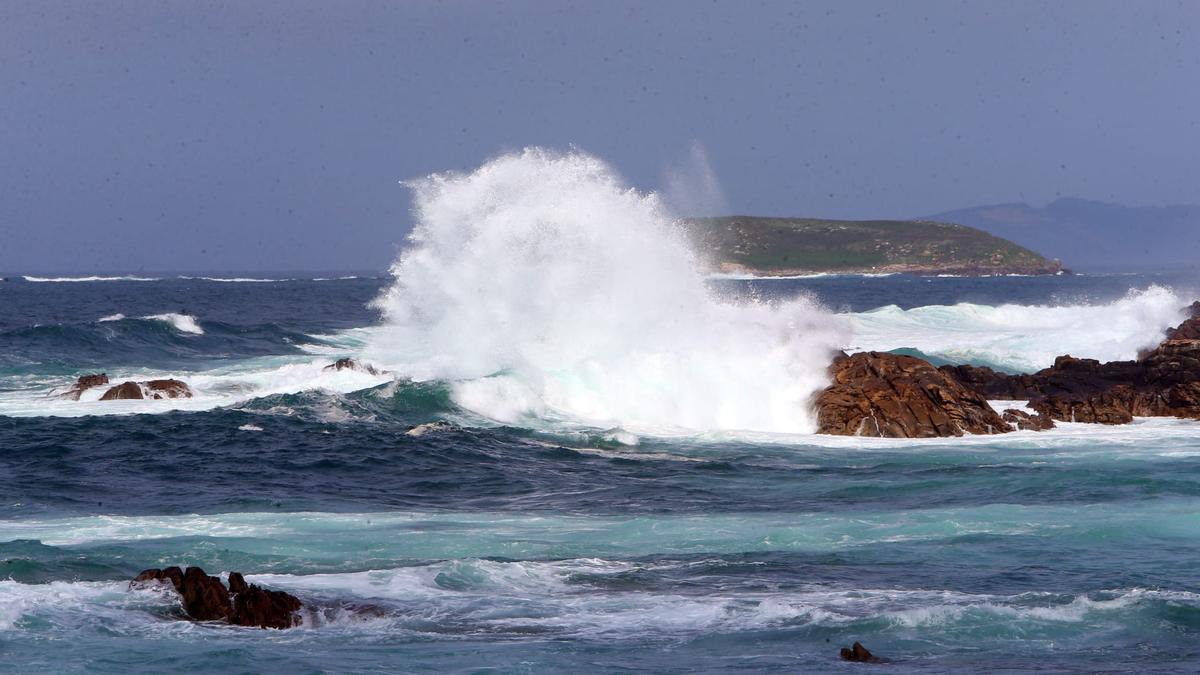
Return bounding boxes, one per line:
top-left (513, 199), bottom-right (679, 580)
top-left (926, 198), bottom-right (1200, 271)
top-left (683, 216), bottom-right (1062, 276)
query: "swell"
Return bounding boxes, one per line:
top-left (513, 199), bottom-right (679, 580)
top-left (0, 316), bottom-right (317, 372)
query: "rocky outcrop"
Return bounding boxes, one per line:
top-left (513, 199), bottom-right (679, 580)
top-left (1165, 302), bottom-right (1200, 340)
top-left (938, 309), bottom-right (1200, 426)
top-left (131, 566), bottom-right (302, 629)
top-left (1002, 408), bottom-right (1055, 431)
top-left (937, 364), bottom-right (1041, 400)
top-left (99, 379), bottom-right (192, 401)
top-left (323, 358), bottom-right (382, 376)
top-left (58, 373), bottom-right (109, 400)
top-left (839, 641), bottom-right (879, 663)
top-left (814, 352), bottom-right (1010, 437)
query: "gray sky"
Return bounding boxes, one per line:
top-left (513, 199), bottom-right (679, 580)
top-left (2, 0), bottom-right (1197, 273)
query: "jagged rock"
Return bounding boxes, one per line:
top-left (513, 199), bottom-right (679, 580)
top-left (323, 358), bottom-right (381, 375)
top-left (99, 379), bottom-right (192, 401)
top-left (1002, 408), bottom-right (1056, 431)
top-left (937, 364), bottom-right (1041, 399)
top-left (939, 308), bottom-right (1200, 426)
top-left (131, 566), bottom-right (301, 629)
top-left (227, 572), bottom-right (304, 629)
top-left (58, 373), bottom-right (109, 400)
top-left (839, 641), bottom-right (878, 662)
top-left (1165, 302), bottom-right (1200, 341)
top-left (814, 352), bottom-right (1010, 437)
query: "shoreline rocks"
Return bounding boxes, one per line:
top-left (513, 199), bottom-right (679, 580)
top-left (58, 373), bottom-right (110, 400)
top-left (99, 379), bottom-right (192, 400)
top-left (131, 566), bottom-right (302, 629)
top-left (814, 351), bottom-right (1010, 437)
top-left (820, 303), bottom-right (1200, 436)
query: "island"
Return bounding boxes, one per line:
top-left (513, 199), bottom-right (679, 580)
top-left (683, 216), bottom-right (1065, 276)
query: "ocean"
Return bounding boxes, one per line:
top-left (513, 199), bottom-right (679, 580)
top-left (3, 153), bottom-right (1200, 673)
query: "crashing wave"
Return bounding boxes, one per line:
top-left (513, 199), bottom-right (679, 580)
top-left (364, 148), bottom-right (845, 434)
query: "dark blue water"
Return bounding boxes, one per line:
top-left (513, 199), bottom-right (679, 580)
top-left (2, 273), bottom-right (1200, 673)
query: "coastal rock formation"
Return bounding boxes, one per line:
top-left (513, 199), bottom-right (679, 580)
top-left (323, 358), bottom-right (382, 375)
top-left (937, 364), bottom-right (1041, 400)
top-left (814, 352), bottom-right (1010, 437)
top-left (131, 566), bottom-right (302, 629)
top-left (99, 379), bottom-right (192, 401)
top-left (1001, 408), bottom-right (1055, 431)
top-left (58, 373), bottom-right (109, 400)
top-left (1165, 302), bottom-right (1200, 340)
top-left (939, 309), bottom-right (1200, 426)
top-left (839, 641), bottom-right (879, 663)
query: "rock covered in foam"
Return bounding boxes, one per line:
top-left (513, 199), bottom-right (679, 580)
top-left (131, 566), bottom-right (301, 629)
top-left (814, 352), bottom-right (1010, 438)
top-left (99, 379), bottom-right (192, 401)
top-left (323, 358), bottom-right (383, 376)
top-left (57, 373), bottom-right (109, 400)
top-left (1001, 408), bottom-right (1055, 431)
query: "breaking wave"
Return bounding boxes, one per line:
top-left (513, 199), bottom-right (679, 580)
top-left (846, 285), bottom-right (1187, 372)
top-left (364, 148), bottom-right (845, 434)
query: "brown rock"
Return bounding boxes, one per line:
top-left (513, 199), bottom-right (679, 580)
top-left (99, 382), bottom-right (144, 400)
top-left (99, 379), bottom-right (192, 401)
top-left (938, 364), bottom-right (1041, 400)
top-left (814, 352), bottom-right (1010, 438)
top-left (323, 358), bottom-right (382, 375)
top-left (228, 572), bottom-right (304, 629)
top-left (839, 641), bottom-right (878, 662)
top-left (1001, 408), bottom-right (1055, 431)
top-left (130, 566), bottom-right (301, 629)
top-left (1165, 302), bottom-right (1200, 341)
top-left (59, 373), bottom-right (110, 400)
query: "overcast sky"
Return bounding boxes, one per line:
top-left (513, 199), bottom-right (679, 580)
top-left (2, 0), bottom-right (1197, 273)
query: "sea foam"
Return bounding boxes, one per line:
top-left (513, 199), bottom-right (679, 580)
top-left (846, 285), bottom-right (1187, 372)
top-left (365, 148), bottom-right (845, 434)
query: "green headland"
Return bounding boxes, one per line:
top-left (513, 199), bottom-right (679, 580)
top-left (683, 216), bottom-right (1064, 276)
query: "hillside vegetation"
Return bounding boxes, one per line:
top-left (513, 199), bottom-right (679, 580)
top-left (683, 216), bottom-right (1064, 276)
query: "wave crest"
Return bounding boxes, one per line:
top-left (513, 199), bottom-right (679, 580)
top-left (365, 148), bottom-right (844, 433)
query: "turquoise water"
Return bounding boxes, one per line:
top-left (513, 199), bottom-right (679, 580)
top-left (2, 274), bottom-right (1200, 672)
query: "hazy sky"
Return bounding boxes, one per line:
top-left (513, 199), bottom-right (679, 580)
top-left (2, 1), bottom-right (1197, 273)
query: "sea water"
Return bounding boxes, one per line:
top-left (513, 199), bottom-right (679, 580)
top-left (2, 151), bottom-right (1199, 672)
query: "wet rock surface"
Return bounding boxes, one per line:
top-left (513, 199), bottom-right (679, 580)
top-left (131, 566), bottom-right (301, 629)
top-left (58, 373), bottom-right (109, 400)
top-left (814, 351), bottom-right (1010, 438)
top-left (938, 308), bottom-right (1200, 426)
top-left (323, 358), bottom-right (383, 375)
top-left (99, 379), bottom-right (192, 401)
top-left (839, 641), bottom-right (879, 662)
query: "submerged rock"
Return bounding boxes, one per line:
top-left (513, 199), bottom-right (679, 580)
top-left (839, 641), bottom-right (879, 662)
top-left (99, 379), bottom-right (192, 401)
top-left (58, 373), bottom-right (109, 400)
top-left (323, 358), bottom-right (382, 376)
top-left (814, 352), bottom-right (1010, 438)
top-left (131, 566), bottom-right (301, 629)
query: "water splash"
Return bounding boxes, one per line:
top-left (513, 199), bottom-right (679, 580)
top-left (366, 148), bottom-right (843, 433)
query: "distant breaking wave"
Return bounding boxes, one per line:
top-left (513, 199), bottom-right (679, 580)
top-left (847, 285), bottom-right (1187, 372)
top-left (141, 313), bottom-right (204, 335)
top-left (21, 275), bottom-right (160, 282)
